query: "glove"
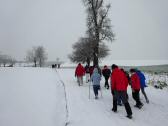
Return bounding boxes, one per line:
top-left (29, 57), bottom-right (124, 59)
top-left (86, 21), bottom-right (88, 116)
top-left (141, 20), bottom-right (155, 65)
top-left (111, 90), bottom-right (115, 95)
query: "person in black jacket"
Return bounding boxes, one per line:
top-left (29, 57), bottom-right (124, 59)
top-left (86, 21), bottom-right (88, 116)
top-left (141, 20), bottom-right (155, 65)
top-left (102, 65), bottom-right (111, 89)
top-left (85, 65), bottom-right (90, 83)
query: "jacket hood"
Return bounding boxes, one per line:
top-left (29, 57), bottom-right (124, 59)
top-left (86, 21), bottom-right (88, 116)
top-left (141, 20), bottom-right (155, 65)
top-left (93, 68), bottom-right (98, 73)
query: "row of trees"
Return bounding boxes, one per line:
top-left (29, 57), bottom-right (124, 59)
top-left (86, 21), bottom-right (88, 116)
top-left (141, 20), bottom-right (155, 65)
top-left (69, 0), bottom-right (115, 66)
top-left (26, 46), bottom-right (47, 67)
top-left (0, 46), bottom-right (47, 67)
top-left (0, 54), bottom-right (16, 67)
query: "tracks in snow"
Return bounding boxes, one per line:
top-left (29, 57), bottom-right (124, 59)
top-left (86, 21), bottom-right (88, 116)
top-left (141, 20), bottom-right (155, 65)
top-left (55, 69), bottom-right (70, 126)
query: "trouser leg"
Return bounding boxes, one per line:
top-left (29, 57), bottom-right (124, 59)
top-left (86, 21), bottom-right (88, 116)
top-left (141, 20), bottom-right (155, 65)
top-left (93, 85), bottom-right (99, 96)
top-left (86, 73), bottom-right (90, 83)
top-left (126, 91), bottom-right (129, 100)
top-left (133, 90), bottom-right (143, 106)
top-left (93, 86), bottom-right (97, 96)
top-left (81, 76), bottom-right (83, 85)
top-left (124, 102), bottom-right (132, 116)
top-left (120, 91), bottom-right (132, 115)
top-left (77, 77), bottom-right (80, 86)
top-left (136, 90), bottom-right (143, 106)
top-left (79, 77), bottom-right (82, 85)
top-left (132, 91), bottom-right (137, 103)
top-left (78, 76), bottom-right (83, 86)
top-left (105, 78), bottom-right (109, 89)
top-left (141, 88), bottom-right (149, 103)
top-left (112, 91), bottom-right (118, 111)
top-left (118, 96), bottom-right (122, 105)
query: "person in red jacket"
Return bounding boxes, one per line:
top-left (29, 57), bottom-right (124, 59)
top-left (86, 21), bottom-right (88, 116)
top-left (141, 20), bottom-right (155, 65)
top-left (130, 69), bottom-right (143, 109)
top-left (75, 63), bottom-right (85, 86)
top-left (111, 64), bottom-right (132, 119)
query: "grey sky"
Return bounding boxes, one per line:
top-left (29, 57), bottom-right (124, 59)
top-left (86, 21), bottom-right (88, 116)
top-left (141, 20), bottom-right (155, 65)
top-left (0, 0), bottom-right (168, 64)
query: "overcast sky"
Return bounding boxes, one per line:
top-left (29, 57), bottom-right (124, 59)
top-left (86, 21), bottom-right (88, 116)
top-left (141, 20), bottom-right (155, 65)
top-left (0, 0), bottom-right (168, 65)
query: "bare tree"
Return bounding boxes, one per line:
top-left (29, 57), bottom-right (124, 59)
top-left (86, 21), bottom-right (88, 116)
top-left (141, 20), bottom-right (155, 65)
top-left (0, 54), bottom-right (2, 67)
top-left (26, 47), bottom-right (38, 67)
top-left (82, 0), bottom-right (115, 65)
top-left (0, 54), bottom-right (15, 67)
top-left (35, 46), bottom-right (47, 67)
top-left (8, 57), bottom-right (16, 67)
top-left (69, 37), bottom-right (109, 66)
top-left (26, 46), bottom-right (47, 67)
top-left (0, 55), bottom-right (8, 67)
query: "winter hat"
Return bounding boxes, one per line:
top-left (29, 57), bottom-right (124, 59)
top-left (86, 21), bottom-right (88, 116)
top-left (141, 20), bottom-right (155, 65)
top-left (111, 64), bottom-right (118, 70)
top-left (130, 69), bottom-right (136, 73)
top-left (104, 65), bottom-right (107, 68)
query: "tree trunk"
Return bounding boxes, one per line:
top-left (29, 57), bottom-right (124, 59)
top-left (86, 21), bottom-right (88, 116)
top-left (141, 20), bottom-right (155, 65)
top-left (86, 57), bottom-right (90, 67)
top-left (39, 59), bottom-right (42, 67)
top-left (3, 63), bottom-right (6, 67)
top-left (93, 27), bottom-right (99, 66)
top-left (93, 51), bottom-right (98, 66)
top-left (34, 60), bottom-right (36, 67)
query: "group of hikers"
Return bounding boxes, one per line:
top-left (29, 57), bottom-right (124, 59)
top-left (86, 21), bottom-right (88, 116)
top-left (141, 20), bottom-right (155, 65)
top-left (75, 63), bottom-right (149, 119)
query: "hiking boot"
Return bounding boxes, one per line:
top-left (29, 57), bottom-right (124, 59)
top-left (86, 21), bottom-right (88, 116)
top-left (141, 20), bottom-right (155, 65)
top-left (95, 96), bottom-right (98, 99)
top-left (134, 104), bottom-right (143, 109)
top-left (118, 103), bottom-right (122, 106)
top-left (111, 108), bottom-right (117, 113)
top-left (146, 100), bottom-right (149, 104)
top-left (126, 115), bottom-right (132, 119)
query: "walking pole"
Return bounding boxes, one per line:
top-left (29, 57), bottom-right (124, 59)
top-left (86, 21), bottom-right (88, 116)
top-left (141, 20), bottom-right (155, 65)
top-left (100, 85), bottom-right (103, 98)
top-left (89, 81), bottom-right (91, 99)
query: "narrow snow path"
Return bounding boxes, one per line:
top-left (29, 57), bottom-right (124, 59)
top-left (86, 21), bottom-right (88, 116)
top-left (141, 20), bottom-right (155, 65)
top-left (57, 68), bottom-right (168, 126)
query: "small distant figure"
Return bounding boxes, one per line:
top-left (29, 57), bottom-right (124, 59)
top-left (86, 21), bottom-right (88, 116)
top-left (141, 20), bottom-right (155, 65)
top-left (75, 63), bottom-right (85, 86)
top-left (136, 69), bottom-right (149, 103)
top-left (58, 64), bottom-right (60, 68)
top-left (85, 65), bottom-right (90, 83)
top-left (102, 65), bottom-right (111, 89)
top-left (91, 68), bottom-right (101, 99)
top-left (52, 64), bottom-right (56, 68)
top-left (111, 64), bottom-right (132, 119)
top-left (130, 69), bottom-right (143, 109)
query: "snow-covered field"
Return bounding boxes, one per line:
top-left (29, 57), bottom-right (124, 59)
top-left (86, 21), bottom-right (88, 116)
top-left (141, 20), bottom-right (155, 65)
top-left (0, 67), bottom-right (168, 126)
top-left (145, 72), bottom-right (168, 89)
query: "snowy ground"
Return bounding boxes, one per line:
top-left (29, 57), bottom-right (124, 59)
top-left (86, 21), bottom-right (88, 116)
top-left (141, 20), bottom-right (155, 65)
top-left (0, 68), bottom-right (66, 126)
top-left (0, 67), bottom-right (168, 126)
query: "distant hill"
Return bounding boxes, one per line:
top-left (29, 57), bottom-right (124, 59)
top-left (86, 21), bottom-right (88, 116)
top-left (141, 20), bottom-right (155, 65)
top-left (120, 65), bottom-right (168, 73)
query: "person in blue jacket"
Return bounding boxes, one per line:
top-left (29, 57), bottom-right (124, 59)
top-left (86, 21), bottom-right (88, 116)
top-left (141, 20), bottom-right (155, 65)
top-left (136, 69), bottom-right (149, 103)
top-left (91, 68), bottom-right (101, 99)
